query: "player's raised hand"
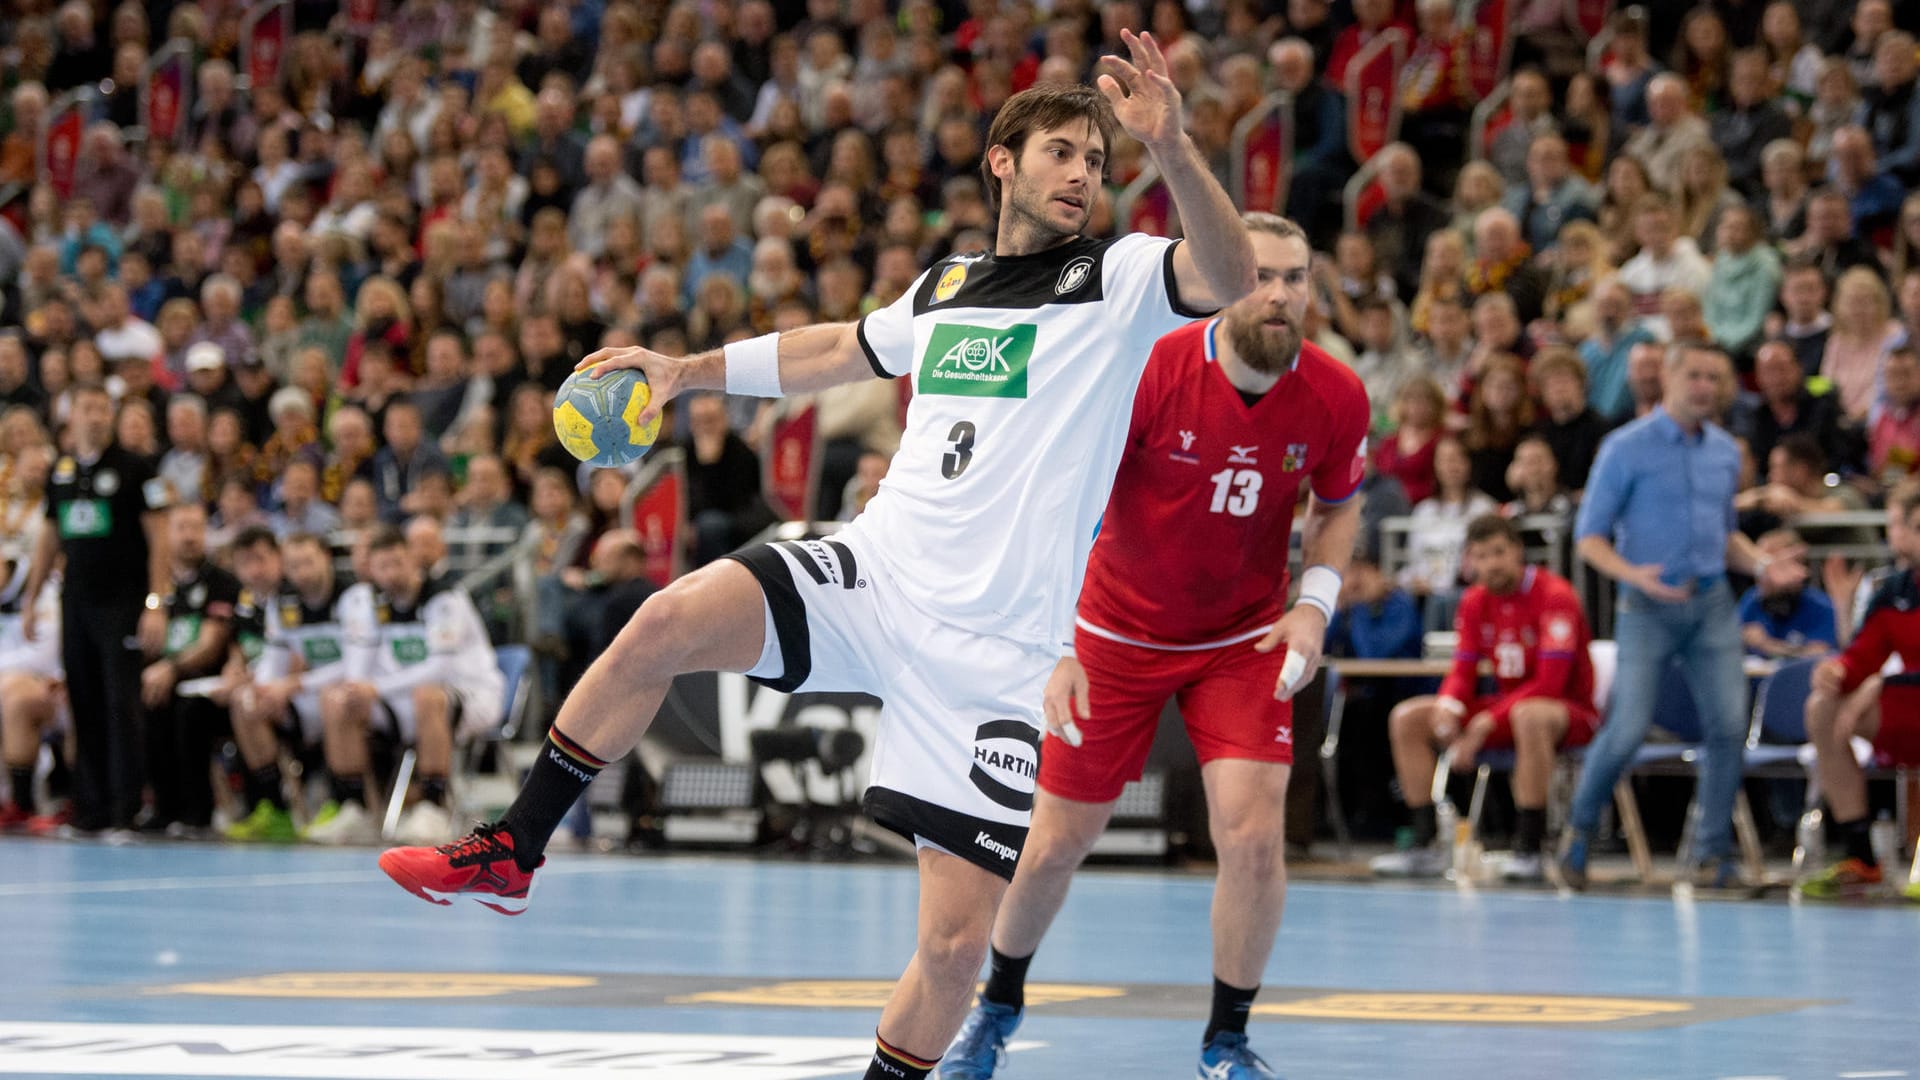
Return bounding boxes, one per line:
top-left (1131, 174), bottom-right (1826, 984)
top-left (1042, 656), bottom-right (1088, 748)
top-left (1258, 606), bottom-right (1325, 702)
top-left (576, 345), bottom-right (684, 429)
top-left (1097, 29), bottom-right (1182, 150)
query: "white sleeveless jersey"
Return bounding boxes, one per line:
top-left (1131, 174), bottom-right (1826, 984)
top-left (340, 578), bottom-right (504, 704)
top-left (852, 233), bottom-right (1211, 653)
top-left (0, 569), bottom-right (61, 680)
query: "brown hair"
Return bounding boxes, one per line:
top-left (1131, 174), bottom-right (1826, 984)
top-left (981, 83), bottom-right (1119, 216)
top-left (1530, 345), bottom-right (1588, 394)
top-left (1465, 354), bottom-right (1535, 451)
top-left (1890, 477), bottom-right (1920, 520)
top-left (1465, 512), bottom-right (1522, 548)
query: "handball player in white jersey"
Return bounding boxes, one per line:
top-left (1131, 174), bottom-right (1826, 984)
top-left (379, 30), bottom-right (1256, 1080)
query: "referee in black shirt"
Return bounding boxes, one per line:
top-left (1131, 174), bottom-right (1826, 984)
top-left (24, 384), bottom-right (171, 837)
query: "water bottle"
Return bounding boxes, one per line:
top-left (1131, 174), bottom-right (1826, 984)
top-left (1794, 810), bottom-right (1824, 872)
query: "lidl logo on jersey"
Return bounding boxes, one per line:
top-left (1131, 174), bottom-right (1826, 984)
top-left (920, 323), bottom-right (1035, 398)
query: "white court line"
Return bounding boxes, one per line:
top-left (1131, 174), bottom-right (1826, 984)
top-left (1839, 1072), bottom-right (1910, 1078)
top-left (0, 859), bottom-right (652, 898)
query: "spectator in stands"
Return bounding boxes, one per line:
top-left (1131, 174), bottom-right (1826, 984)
top-left (1463, 355), bottom-right (1531, 502)
top-left (412, 332), bottom-right (477, 443)
top-left (1328, 547), bottom-right (1422, 662)
top-left (1867, 345), bottom-right (1920, 487)
top-left (1828, 126), bottom-right (1906, 239)
top-left (1581, 278), bottom-right (1657, 420)
top-left (1703, 205), bottom-right (1781, 361)
top-left (373, 401), bottom-right (450, 525)
top-left (1596, 155), bottom-right (1653, 264)
top-left (1738, 433), bottom-right (1869, 532)
top-left (684, 204), bottom-right (754, 309)
top-left (1712, 50), bottom-right (1794, 198)
top-left (1756, 139), bottom-right (1811, 243)
top-left (1503, 435), bottom-right (1572, 519)
top-left (1792, 189), bottom-right (1886, 283)
top-left (1466, 209), bottom-right (1547, 324)
top-left (0, 84), bottom-right (46, 187)
top-left (1402, 436), bottom-right (1498, 632)
top-left (1738, 528), bottom-right (1837, 659)
top-left (1670, 7), bottom-right (1731, 113)
top-left (1822, 266), bottom-right (1906, 421)
top-left (0, 336), bottom-right (46, 419)
top-left (1326, 0), bottom-right (1405, 88)
top-left (1502, 134), bottom-right (1597, 255)
top-left (1489, 68), bottom-right (1556, 189)
top-left (1860, 31), bottom-right (1920, 186)
top-left (1761, 2), bottom-right (1823, 110)
top-left (1463, 292), bottom-right (1530, 403)
top-left (1602, 7), bottom-right (1660, 130)
top-left (158, 396), bottom-right (210, 508)
top-left (269, 459), bottom-right (340, 539)
top-left (1621, 74), bottom-right (1714, 193)
top-left (1618, 195), bottom-right (1712, 337)
top-left (569, 136), bottom-right (645, 259)
top-left (682, 392), bottom-right (775, 566)
top-left (1775, 260), bottom-right (1835, 378)
top-left (1397, 0), bottom-right (1471, 194)
top-left (1799, 480), bottom-right (1920, 901)
top-left (1272, 37), bottom-right (1350, 250)
top-left (1676, 146), bottom-right (1744, 252)
top-left (1565, 343), bottom-right (1807, 889)
top-left (1374, 378), bottom-right (1446, 508)
top-left (1348, 297), bottom-right (1418, 433)
top-left (1734, 340), bottom-right (1852, 483)
top-left (1530, 349), bottom-right (1608, 492)
top-left (1368, 144), bottom-right (1452, 301)
top-left (1542, 220), bottom-right (1612, 323)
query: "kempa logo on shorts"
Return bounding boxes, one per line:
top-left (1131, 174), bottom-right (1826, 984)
top-left (919, 323), bottom-right (1034, 398)
top-left (975, 831), bottom-right (1018, 862)
top-left (968, 719), bottom-right (1040, 812)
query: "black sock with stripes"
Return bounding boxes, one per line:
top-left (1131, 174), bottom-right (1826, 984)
top-left (499, 728), bottom-right (607, 871)
top-left (865, 1034), bottom-right (937, 1079)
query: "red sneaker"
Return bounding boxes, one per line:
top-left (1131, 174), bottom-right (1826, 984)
top-left (23, 807), bottom-right (67, 835)
top-left (0, 803), bottom-right (30, 831)
top-left (378, 822), bottom-right (544, 916)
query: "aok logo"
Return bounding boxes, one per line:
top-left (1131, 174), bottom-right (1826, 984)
top-left (920, 323), bottom-right (1035, 398)
top-left (968, 719), bottom-right (1040, 811)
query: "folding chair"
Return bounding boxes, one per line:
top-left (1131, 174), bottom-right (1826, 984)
top-left (1743, 657), bottom-right (1821, 875)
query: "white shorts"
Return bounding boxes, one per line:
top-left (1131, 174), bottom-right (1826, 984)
top-left (728, 530), bottom-right (1053, 880)
top-left (378, 686), bottom-right (503, 746)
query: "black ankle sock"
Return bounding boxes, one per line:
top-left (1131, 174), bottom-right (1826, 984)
top-left (499, 728), bottom-right (607, 872)
top-left (1838, 815), bottom-right (1876, 866)
top-left (8, 766), bottom-right (34, 813)
top-left (248, 764), bottom-right (285, 810)
top-left (1514, 808), bottom-right (1547, 855)
top-left (1410, 802), bottom-right (1438, 847)
top-left (865, 1034), bottom-right (936, 1079)
top-left (981, 946), bottom-right (1033, 1010)
top-left (418, 776), bottom-right (448, 806)
top-left (332, 774), bottom-right (366, 808)
top-left (1203, 976), bottom-right (1259, 1044)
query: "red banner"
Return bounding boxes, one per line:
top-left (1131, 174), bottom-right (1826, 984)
top-left (632, 467), bottom-right (684, 589)
top-left (1568, 0), bottom-right (1613, 38)
top-left (1468, 0), bottom-right (1513, 100)
top-left (765, 401), bottom-right (818, 521)
top-left (245, 2), bottom-right (289, 91)
top-left (1345, 29), bottom-right (1407, 165)
top-left (1240, 114), bottom-right (1289, 215)
top-left (1128, 180), bottom-right (1173, 238)
top-left (345, 0), bottom-right (384, 35)
top-left (144, 46), bottom-right (189, 146)
top-left (41, 105), bottom-right (84, 200)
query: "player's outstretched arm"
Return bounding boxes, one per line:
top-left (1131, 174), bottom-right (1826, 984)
top-left (578, 321), bottom-right (872, 428)
top-left (1098, 28), bottom-right (1256, 312)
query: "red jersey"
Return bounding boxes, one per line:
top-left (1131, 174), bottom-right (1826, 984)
top-left (1440, 567), bottom-right (1596, 722)
top-left (1076, 321), bottom-right (1371, 649)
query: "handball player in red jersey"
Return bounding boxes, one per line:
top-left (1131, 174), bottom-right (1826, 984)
top-left (941, 214), bottom-right (1369, 1080)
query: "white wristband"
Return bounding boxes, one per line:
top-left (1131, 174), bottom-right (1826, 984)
top-left (1294, 564), bottom-right (1342, 622)
top-left (723, 332), bottom-right (783, 397)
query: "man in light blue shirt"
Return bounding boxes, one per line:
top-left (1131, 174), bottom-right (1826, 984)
top-left (1563, 343), bottom-right (1806, 888)
top-left (1579, 279), bottom-right (1657, 421)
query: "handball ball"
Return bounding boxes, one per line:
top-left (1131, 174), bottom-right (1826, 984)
top-left (552, 366), bottom-right (661, 467)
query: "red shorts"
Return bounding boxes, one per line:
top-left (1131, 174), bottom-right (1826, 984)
top-left (1038, 627), bottom-right (1294, 804)
top-left (1872, 683), bottom-right (1920, 766)
top-left (1465, 696), bottom-right (1601, 751)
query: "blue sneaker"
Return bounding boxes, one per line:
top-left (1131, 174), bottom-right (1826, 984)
top-left (938, 1000), bottom-right (1022, 1079)
top-left (1558, 833), bottom-right (1590, 891)
top-left (1198, 1031), bottom-right (1279, 1079)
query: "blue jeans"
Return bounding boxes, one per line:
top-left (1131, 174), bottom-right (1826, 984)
top-left (1568, 581), bottom-right (1748, 859)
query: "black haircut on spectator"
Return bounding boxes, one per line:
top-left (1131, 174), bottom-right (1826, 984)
top-left (981, 83), bottom-right (1119, 217)
top-left (231, 525), bottom-right (279, 552)
top-left (282, 531), bottom-right (329, 553)
top-left (1775, 433), bottom-right (1826, 473)
top-left (366, 525), bottom-right (408, 555)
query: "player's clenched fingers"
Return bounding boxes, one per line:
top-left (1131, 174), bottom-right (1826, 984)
top-left (1252, 622), bottom-right (1287, 654)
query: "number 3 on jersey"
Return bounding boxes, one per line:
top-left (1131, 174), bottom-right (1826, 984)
top-left (943, 420), bottom-right (976, 479)
top-left (1208, 468), bottom-right (1261, 517)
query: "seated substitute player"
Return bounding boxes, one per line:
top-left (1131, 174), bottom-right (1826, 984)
top-left (318, 527), bottom-right (503, 846)
top-left (1800, 480), bottom-right (1920, 901)
top-left (215, 528), bottom-right (291, 842)
top-left (1369, 513), bottom-right (1598, 882)
top-left (139, 502), bottom-right (240, 837)
top-left (379, 37), bottom-right (1259, 1080)
top-left (228, 531), bottom-right (354, 842)
top-left (942, 213), bottom-right (1367, 1080)
top-left (0, 559), bottom-right (64, 831)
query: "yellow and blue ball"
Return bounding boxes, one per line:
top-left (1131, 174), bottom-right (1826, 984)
top-left (552, 366), bottom-right (661, 467)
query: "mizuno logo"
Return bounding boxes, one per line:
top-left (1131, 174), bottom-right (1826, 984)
top-left (1229, 444), bottom-right (1259, 465)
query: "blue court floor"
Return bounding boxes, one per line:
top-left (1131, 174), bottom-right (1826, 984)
top-left (2, 839), bottom-right (1916, 1079)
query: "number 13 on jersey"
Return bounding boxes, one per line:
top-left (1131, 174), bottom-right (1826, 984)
top-left (1208, 468), bottom-right (1262, 517)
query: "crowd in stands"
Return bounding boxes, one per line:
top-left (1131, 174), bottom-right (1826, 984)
top-left (0, 0), bottom-right (1916, 862)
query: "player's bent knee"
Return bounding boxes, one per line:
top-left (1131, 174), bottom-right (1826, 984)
top-left (916, 916), bottom-right (995, 985)
top-left (411, 683), bottom-right (448, 713)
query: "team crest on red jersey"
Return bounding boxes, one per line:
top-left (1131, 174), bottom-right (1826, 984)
top-left (1280, 443), bottom-right (1308, 471)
